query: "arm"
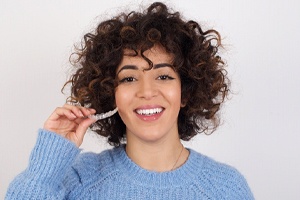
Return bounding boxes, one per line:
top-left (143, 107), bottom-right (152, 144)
top-left (226, 167), bottom-right (255, 200)
top-left (6, 129), bottom-right (79, 199)
top-left (5, 105), bottom-right (96, 199)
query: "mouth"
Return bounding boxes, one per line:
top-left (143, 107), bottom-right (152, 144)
top-left (135, 107), bottom-right (164, 116)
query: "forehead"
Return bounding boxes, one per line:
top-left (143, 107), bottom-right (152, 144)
top-left (120, 45), bottom-right (174, 66)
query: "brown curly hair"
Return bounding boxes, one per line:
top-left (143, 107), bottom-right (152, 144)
top-left (64, 2), bottom-right (229, 146)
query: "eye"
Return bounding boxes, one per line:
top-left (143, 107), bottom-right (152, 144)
top-left (157, 74), bottom-right (175, 80)
top-left (119, 76), bottom-right (136, 83)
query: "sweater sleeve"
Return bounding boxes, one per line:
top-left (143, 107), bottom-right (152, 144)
top-left (197, 153), bottom-right (254, 200)
top-left (5, 129), bottom-right (81, 200)
top-left (227, 167), bottom-right (254, 200)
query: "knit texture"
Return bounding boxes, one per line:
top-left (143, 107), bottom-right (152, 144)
top-left (6, 129), bottom-right (254, 199)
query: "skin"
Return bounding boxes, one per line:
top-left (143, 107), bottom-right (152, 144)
top-left (44, 45), bottom-right (189, 172)
top-left (115, 45), bottom-right (189, 172)
top-left (44, 104), bottom-right (96, 147)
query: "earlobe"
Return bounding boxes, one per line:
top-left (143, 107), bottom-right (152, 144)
top-left (181, 99), bottom-right (187, 107)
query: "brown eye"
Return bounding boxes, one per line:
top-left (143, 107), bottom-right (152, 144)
top-left (119, 76), bottom-right (136, 83)
top-left (157, 75), bottom-right (175, 80)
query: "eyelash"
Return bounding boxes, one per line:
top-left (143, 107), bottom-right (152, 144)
top-left (118, 74), bottom-right (175, 83)
top-left (157, 74), bottom-right (175, 80)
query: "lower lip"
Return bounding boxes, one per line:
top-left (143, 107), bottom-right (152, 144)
top-left (135, 110), bottom-right (164, 121)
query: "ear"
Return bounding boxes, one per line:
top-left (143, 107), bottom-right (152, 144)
top-left (181, 98), bottom-right (187, 107)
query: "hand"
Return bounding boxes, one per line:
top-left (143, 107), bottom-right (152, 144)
top-left (43, 104), bottom-right (96, 147)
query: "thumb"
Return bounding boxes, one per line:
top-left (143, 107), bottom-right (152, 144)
top-left (73, 117), bottom-right (96, 147)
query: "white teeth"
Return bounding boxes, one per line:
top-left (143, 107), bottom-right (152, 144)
top-left (136, 108), bottom-right (163, 115)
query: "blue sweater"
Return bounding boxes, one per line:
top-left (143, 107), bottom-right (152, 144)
top-left (6, 129), bottom-right (254, 199)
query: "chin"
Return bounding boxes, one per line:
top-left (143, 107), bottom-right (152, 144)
top-left (129, 129), bottom-right (171, 143)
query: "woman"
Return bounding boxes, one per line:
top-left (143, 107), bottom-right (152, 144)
top-left (6, 2), bottom-right (254, 199)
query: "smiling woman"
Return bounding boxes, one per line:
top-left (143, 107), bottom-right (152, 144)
top-left (5, 2), bottom-right (254, 199)
top-left (115, 45), bottom-right (184, 163)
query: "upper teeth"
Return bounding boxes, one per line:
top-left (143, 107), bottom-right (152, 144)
top-left (136, 108), bottom-right (163, 115)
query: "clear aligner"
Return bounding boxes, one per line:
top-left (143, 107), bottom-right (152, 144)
top-left (88, 107), bottom-right (118, 121)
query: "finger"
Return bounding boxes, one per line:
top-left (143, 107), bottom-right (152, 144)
top-left (47, 107), bottom-right (78, 121)
top-left (63, 104), bottom-right (85, 118)
top-left (81, 107), bottom-right (96, 116)
top-left (63, 104), bottom-right (96, 118)
top-left (72, 117), bottom-right (96, 147)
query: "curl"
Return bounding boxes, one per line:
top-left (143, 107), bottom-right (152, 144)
top-left (63, 2), bottom-right (230, 146)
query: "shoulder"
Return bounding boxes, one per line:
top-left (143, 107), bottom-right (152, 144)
top-left (75, 147), bottom-right (118, 173)
top-left (189, 149), bottom-right (254, 199)
top-left (66, 147), bottom-right (122, 185)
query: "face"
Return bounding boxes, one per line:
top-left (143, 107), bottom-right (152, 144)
top-left (115, 45), bottom-right (182, 144)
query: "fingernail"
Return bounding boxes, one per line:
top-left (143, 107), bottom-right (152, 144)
top-left (79, 111), bottom-right (84, 117)
top-left (86, 109), bottom-right (92, 114)
top-left (91, 109), bottom-right (96, 113)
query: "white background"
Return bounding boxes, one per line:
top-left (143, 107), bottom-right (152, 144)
top-left (1, 0), bottom-right (300, 199)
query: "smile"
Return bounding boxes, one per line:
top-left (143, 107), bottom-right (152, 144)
top-left (135, 108), bottom-right (164, 116)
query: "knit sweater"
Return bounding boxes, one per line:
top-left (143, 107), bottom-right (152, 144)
top-left (6, 129), bottom-right (254, 199)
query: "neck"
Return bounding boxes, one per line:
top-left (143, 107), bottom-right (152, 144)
top-left (125, 137), bottom-right (189, 172)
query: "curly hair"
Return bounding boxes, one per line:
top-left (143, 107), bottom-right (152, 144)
top-left (64, 2), bottom-right (229, 146)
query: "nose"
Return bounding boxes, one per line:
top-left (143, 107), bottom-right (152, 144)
top-left (136, 77), bottom-right (158, 99)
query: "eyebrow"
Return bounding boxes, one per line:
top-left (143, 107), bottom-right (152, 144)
top-left (117, 63), bottom-right (173, 75)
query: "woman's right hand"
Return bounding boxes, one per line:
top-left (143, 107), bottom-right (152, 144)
top-left (43, 104), bottom-right (97, 147)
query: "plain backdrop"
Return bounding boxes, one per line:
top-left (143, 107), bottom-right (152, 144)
top-left (1, 0), bottom-right (300, 199)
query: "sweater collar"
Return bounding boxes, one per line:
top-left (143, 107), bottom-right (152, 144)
top-left (112, 145), bottom-right (205, 187)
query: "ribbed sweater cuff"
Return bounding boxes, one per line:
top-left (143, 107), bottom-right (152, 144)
top-left (27, 129), bottom-right (80, 185)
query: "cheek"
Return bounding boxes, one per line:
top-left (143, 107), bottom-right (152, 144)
top-left (165, 85), bottom-right (182, 107)
top-left (115, 86), bottom-right (133, 110)
top-left (115, 88), bottom-right (124, 108)
top-left (115, 87), bottom-right (137, 129)
top-left (115, 88), bottom-right (127, 123)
